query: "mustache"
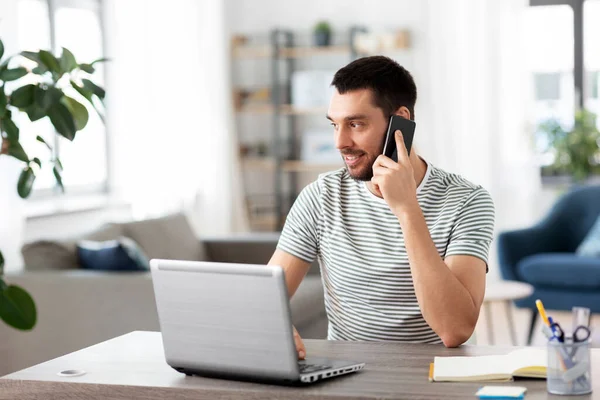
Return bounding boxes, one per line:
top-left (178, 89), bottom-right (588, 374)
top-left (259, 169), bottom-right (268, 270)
top-left (340, 150), bottom-right (365, 156)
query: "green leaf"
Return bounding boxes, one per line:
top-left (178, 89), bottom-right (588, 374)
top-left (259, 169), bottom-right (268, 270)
top-left (0, 67), bottom-right (28, 82)
top-left (53, 166), bottom-right (64, 192)
top-left (26, 105), bottom-right (46, 122)
top-left (82, 79), bottom-right (105, 100)
top-left (32, 66), bottom-right (48, 75)
top-left (60, 48), bottom-right (77, 72)
top-left (38, 50), bottom-right (62, 75)
top-left (71, 80), bottom-right (93, 102)
top-left (79, 64), bottom-right (95, 74)
top-left (0, 283), bottom-right (37, 330)
top-left (17, 166), bottom-right (35, 198)
top-left (94, 106), bottom-right (105, 124)
top-left (31, 157), bottom-right (42, 168)
top-left (54, 157), bottom-right (63, 171)
top-left (70, 80), bottom-right (104, 122)
top-left (90, 57), bottom-right (109, 66)
top-left (35, 85), bottom-right (63, 111)
top-left (0, 39), bottom-right (4, 61)
top-left (7, 140), bottom-right (28, 162)
top-left (0, 251), bottom-right (4, 276)
top-left (2, 117), bottom-right (19, 141)
top-left (9, 84), bottom-right (36, 108)
top-left (21, 52), bottom-right (48, 73)
top-left (36, 135), bottom-right (52, 150)
top-left (61, 96), bottom-right (89, 131)
top-left (0, 88), bottom-right (7, 118)
top-left (48, 102), bottom-right (76, 140)
top-left (20, 51), bottom-right (42, 64)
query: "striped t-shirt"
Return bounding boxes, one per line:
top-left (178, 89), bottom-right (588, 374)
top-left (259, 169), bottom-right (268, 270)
top-left (277, 160), bottom-right (495, 343)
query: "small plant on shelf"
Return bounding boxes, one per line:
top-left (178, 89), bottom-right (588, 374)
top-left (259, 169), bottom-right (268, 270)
top-left (313, 21), bottom-right (332, 47)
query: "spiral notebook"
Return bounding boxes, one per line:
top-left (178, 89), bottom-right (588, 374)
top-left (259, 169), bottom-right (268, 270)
top-left (430, 348), bottom-right (546, 382)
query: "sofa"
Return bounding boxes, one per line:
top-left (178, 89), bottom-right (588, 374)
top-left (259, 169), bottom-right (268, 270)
top-left (0, 213), bottom-right (326, 376)
top-left (497, 184), bottom-right (600, 344)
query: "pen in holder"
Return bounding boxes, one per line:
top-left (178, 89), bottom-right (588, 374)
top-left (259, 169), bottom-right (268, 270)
top-left (547, 338), bottom-right (592, 396)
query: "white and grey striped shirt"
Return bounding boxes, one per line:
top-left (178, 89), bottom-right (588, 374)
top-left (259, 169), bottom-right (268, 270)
top-left (277, 160), bottom-right (495, 343)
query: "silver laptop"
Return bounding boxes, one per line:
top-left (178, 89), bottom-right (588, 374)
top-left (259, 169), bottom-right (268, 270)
top-left (150, 259), bottom-right (365, 385)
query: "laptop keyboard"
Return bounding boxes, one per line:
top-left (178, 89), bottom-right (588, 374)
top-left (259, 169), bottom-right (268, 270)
top-left (298, 361), bottom-right (332, 374)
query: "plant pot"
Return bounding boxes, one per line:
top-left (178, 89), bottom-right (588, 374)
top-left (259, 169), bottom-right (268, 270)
top-left (314, 31), bottom-right (331, 47)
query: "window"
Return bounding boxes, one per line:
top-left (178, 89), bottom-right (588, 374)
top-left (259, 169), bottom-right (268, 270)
top-left (16, 0), bottom-right (108, 196)
top-left (527, 0), bottom-right (600, 175)
top-left (525, 5), bottom-right (575, 168)
top-left (584, 0), bottom-right (600, 115)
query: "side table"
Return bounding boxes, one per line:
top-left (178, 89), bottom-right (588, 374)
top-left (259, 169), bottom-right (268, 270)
top-left (483, 280), bottom-right (534, 345)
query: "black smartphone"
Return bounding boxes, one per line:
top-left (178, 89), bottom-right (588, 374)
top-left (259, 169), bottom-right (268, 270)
top-left (382, 115), bottom-right (416, 162)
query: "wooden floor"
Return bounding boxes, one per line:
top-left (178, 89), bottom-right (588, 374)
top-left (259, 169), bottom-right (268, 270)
top-left (474, 302), bottom-right (600, 346)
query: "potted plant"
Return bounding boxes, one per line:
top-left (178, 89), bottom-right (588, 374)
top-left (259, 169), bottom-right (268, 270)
top-left (537, 109), bottom-right (600, 182)
top-left (0, 38), bottom-right (106, 331)
top-left (313, 21), bottom-right (332, 47)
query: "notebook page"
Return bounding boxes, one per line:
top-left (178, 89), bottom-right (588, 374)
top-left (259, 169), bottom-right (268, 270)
top-left (506, 348), bottom-right (546, 375)
top-left (433, 354), bottom-right (512, 381)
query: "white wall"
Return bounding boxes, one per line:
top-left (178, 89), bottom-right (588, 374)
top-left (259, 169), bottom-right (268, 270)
top-left (226, 0), bottom-right (424, 36)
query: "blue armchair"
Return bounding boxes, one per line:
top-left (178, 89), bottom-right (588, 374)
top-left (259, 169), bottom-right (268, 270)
top-left (497, 184), bottom-right (600, 344)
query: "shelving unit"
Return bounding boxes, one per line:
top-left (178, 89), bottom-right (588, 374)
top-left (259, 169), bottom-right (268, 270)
top-left (232, 27), bottom-right (410, 231)
top-left (236, 104), bottom-right (328, 116)
top-left (233, 44), bottom-right (355, 59)
top-left (241, 157), bottom-right (343, 172)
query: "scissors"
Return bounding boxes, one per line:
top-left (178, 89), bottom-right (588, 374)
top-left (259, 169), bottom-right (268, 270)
top-left (550, 320), bottom-right (591, 343)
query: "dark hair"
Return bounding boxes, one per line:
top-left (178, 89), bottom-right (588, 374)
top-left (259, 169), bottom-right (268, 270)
top-left (331, 56), bottom-right (417, 120)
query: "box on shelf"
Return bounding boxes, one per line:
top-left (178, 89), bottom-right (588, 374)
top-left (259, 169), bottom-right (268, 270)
top-left (301, 130), bottom-right (339, 164)
top-left (291, 70), bottom-right (337, 108)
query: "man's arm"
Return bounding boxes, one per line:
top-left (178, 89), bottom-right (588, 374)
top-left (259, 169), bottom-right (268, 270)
top-left (372, 130), bottom-right (491, 347)
top-left (271, 179), bottom-right (321, 358)
top-left (397, 207), bottom-right (486, 347)
top-left (268, 249), bottom-right (312, 358)
top-left (268, 249), bottom-right (312, 298)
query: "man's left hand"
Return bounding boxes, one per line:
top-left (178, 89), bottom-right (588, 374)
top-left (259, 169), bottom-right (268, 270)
top-left (371, 130), bottom-right (418, 217)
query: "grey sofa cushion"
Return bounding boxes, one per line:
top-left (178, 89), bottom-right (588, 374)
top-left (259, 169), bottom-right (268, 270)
top-left (21, 214), bottom-right (206, 270)
top-left (22, 224), bottom-right (125, 271)
top-left (62, 223), bottom-right (125, 254)
top-left (122, 213), bottom-right (206, 261)
top-left (21, 241), bottom-right (78, 271)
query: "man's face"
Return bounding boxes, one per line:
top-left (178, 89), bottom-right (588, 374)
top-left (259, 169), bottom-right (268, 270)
top-left (327, 88), bottom-right (388, 181)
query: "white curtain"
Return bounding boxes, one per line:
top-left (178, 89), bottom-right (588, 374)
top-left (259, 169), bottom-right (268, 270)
top-left (0, 0), bottom-right (25, 272)
top-left (0, 158), bottom-right (25, 272)
top-left (104, 0), bottom-right (248, 235)
top-left (414, 0), bottom-right (542, 280)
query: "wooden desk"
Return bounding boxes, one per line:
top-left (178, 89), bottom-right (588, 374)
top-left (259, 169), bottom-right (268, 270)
top-left (1, 331), bottom-right (597, 400)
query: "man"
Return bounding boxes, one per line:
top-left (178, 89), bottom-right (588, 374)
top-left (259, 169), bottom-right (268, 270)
top-left (268, 56), bottom-right (495, 357)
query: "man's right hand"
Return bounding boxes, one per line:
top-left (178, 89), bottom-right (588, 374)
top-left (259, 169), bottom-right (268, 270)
top-left (293, 326), bottom-right (306, 360)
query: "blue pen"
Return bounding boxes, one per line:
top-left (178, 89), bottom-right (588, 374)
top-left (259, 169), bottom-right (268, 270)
top-left (548, 317), bottom-right (564, 342)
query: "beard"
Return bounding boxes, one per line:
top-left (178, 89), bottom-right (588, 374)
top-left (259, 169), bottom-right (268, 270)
top-left (341, 150), bottom-right (379, 181)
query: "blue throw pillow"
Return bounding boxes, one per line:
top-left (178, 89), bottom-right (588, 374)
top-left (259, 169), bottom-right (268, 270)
top-left (77, 237), bottom-right (150, 271)
top-left (576, 215), bottom-right (600, 257)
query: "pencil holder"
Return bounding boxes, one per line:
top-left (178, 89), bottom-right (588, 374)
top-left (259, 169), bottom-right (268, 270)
top-left (547, 339), bottom-right (592, 395)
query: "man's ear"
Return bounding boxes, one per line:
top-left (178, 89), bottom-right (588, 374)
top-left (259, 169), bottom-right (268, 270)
top-left (394, 106), bottom-right (411, 120)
